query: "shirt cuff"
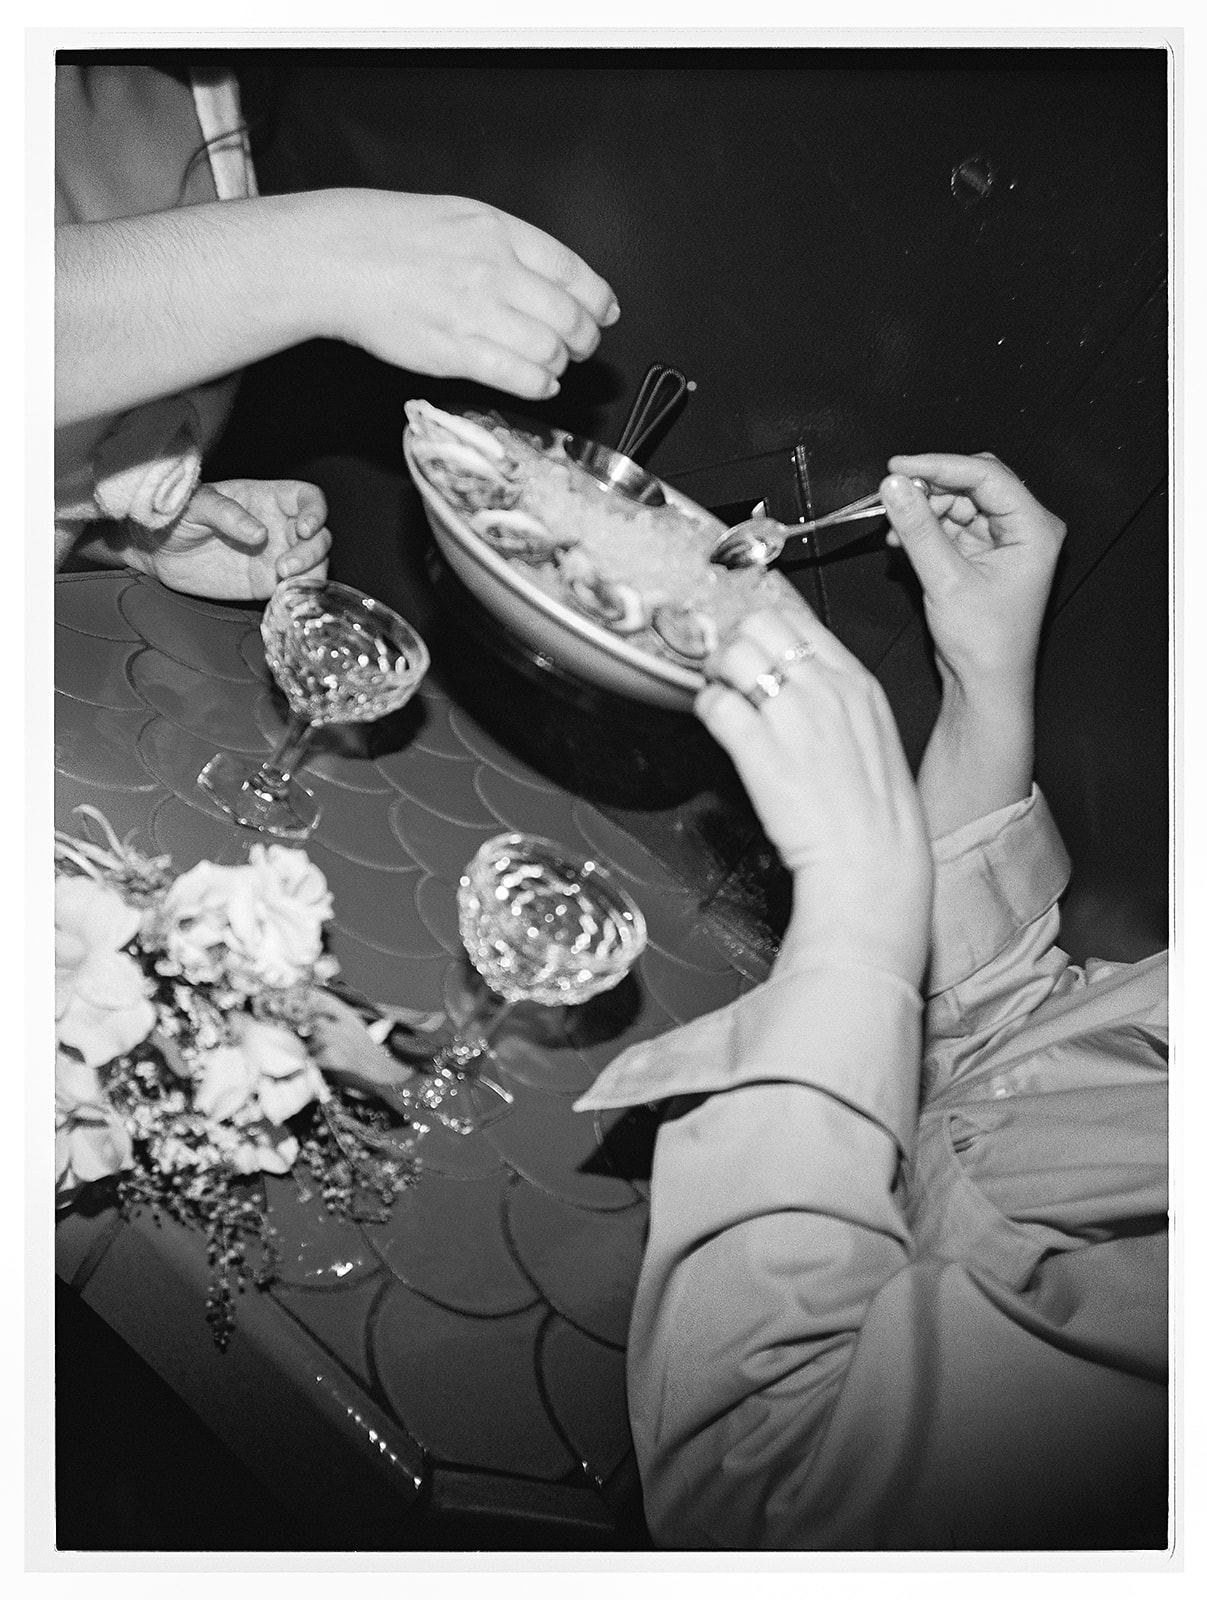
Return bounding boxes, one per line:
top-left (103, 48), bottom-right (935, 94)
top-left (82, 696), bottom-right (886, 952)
top-left (929, 784), bottom-right (1071, 996)
top-left (574, 962), bottom-right (923, 1158)
top-left (93, 396), bottom-right (203, 531)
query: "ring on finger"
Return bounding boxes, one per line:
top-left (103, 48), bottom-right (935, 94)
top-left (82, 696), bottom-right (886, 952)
top-left (776, 639), bottom-right (817, 673)
top-left (742, 638), bottom-right (817, 709)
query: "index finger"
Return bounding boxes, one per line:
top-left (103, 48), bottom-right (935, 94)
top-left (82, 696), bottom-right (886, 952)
top-left (504, 214), bottom-right (620, 328)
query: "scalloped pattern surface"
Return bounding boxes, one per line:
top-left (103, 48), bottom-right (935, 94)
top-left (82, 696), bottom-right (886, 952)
top-left (54, 571), bottom-right (753, 1541)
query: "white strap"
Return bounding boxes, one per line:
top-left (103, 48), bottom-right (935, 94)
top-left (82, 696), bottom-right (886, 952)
top-left (191, 73), bottom-right (259, 202)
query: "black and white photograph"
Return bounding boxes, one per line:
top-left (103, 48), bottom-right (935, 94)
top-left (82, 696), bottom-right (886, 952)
top-left (35, 16), bottom-right (1183, 1574)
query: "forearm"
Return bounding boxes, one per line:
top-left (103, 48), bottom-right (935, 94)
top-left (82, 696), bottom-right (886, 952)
top-left (917, 667), bottom-right (1035, 840)
top-left (55, 192), bottom-right (333, 427)
top-left (620, 960), bottom-right (923, 1547)
top-left (631, 1083), bottom-right (910, 1547)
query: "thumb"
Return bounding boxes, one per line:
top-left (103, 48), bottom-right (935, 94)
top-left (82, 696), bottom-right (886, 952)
top-left (881, 474), bottom-right (963, 596)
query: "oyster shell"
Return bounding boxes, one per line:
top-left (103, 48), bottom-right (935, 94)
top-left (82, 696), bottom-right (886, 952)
top-left (409, 436), bottom-right (519, 512)
top-left (469, 507), bottom-right (575, 565)
top-left (405, 400), bottom-right (521, 511)
top-left (404, 399), bottom-right (512, 463)
top-left (651, 603), bottom-right (718, 660)
top-left (558, 548), bottom-right (650, 633)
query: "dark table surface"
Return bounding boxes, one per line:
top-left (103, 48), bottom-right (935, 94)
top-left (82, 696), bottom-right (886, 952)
top-left (54, 562), bottom-right (782, 1550)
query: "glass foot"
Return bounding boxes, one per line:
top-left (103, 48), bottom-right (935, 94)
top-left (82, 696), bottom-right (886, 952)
top-left (198, 751), bottom-right (321, 841)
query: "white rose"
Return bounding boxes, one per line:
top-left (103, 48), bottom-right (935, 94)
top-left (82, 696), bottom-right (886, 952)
top-left (55, 1047), bottom-right (133, 1199)
top-left (55, 875), bottom-right (155, 1069)
top-left (193, 1042), bottom-right (260, 1122)
top-left (158, 848), bottom-right (332, 993)
top-left (239, 1017), bottom-right (328, 1124)
top-left (235, 845), bottom-right (333, 989)
top-left (158, 860), bottom-right (252, 986)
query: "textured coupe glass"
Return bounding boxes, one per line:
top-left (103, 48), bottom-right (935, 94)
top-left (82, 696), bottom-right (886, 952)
top-left (401, 832), bottom-right (647, 1135)
top-left (199, 578), bottom-right (430, 840)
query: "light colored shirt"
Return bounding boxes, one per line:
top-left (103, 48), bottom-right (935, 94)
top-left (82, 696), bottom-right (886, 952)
top-left (55, 67), bottom-right (257, 554)
top-left (576, 788), bottom-right (1168, 1549)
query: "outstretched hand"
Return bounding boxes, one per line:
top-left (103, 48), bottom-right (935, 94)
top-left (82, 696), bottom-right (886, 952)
top-left (881, 452), bottom-right (1065, 692)
top-left (698, 608), bottom-right (933, 988)
top-left (135, 478), bottom-right (331, 601)
top-left (320, 191), bottom-right (621, 403)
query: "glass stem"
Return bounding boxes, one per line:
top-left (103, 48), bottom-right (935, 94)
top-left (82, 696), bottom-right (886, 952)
top-left (445, 990), bottom-right (516, 1074)
top-left (253, 713), bottom-right (316, 798)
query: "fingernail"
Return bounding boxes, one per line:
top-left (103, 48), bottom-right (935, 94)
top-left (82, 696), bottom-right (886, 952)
top-left (881, 475), bottom-right (915, 507)
top-left (545, 376), bottom-right (561, 398)
top-left (603, 298), bottom-right (621, 326)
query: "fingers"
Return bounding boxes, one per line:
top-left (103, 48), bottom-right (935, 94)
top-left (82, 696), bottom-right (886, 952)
top-left (505, 213), bottom-right (621, 331)
top-left (451, 261), bottom-right (612, 397)
top-left (503, 267), bottom-right (606, 363)
top-left (464, 300), bottom-right (573, 383)
top-left (886, 451), bottom-right (1066, 568)
top-left (186, 485), bottom-right (267, 551)
top-left (707, 606), bottom-right (858, 682)
top-left (453, 333), bottom-right (569, 401)
top-left (879, 474), bottom-right (967, 596)
top-left (696, 609), bottom-right (825, 765)
top-left (275, 524), bottom-right (331, 582)
top-left (698, 608), bottom-right (862, 756)
top-left (887, 450), bottom-right (1026, 517)
top-left (696, 607), bottom-right (918, 882)
top-left (291, 481), bottom-right (328, 539)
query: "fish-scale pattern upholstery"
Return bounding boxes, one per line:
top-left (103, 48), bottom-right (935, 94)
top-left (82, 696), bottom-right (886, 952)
top-left (55, 570), bottom-right (754, 1542)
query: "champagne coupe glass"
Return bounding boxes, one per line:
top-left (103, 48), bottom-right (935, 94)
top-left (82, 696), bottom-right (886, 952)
top-left (198, 578), bottom-right (430, 841)
top-left (401, 832), bottom-right (648, 1136)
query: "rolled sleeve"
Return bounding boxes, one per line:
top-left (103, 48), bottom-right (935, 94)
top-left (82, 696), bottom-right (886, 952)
top-left (923, 786), bottom-right (1079, 1085)
top-left (929, 785), bottom-right (1071, 995)
top-left (575, 962), bottom-right (923, 1159)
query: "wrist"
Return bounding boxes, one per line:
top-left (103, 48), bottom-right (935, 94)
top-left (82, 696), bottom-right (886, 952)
top-left (779, 862), bottom-right (932, 992)
top-left (936, 653), bottom-right (1035, 711)
top-left (269, 189), bottom-right (355, 347)
top-left (919, 681), bottom-right (1035, 840)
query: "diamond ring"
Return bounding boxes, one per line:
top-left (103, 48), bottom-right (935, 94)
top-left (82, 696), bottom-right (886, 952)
top-left (743, 638), bottom-right (817, 708)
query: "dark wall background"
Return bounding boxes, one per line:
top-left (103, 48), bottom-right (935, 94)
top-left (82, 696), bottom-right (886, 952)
top-left (212, 45), bottom-right (1169, 964)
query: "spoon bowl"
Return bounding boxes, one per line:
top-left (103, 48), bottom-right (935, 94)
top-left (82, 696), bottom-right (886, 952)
top-left (711, 477), bottom-right (931, 570)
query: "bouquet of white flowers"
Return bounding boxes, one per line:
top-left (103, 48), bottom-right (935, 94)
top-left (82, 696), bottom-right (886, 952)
top-left (55, 807), bottom-right (423, 1345)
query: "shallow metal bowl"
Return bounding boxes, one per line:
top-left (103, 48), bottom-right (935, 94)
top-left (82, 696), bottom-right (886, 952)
top-left (559, 434), bottom-right (668, 506)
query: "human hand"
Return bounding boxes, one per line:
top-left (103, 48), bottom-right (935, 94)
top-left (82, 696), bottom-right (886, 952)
top-left (314, 190), bottom-right (620, 402)
top-left (698, 608), bottom-right (933, 988)
top-left (136, 478), bottom-right (331, 601)
top-left (881, 452), bottom-right (1065, 693)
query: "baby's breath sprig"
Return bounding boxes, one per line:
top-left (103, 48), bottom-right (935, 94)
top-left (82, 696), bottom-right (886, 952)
top-left (56, 809), bottom-right (426, 1347)
top-left (297, 1094), bottom-right (420, 1225)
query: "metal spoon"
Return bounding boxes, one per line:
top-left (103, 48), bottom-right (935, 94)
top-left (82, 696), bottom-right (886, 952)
top-left (710, 478), bottom-right (931, 570)
top-left (561, 362), bottom-right (691, 507)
